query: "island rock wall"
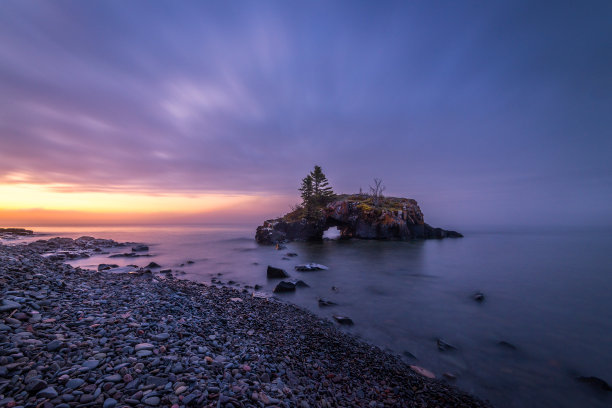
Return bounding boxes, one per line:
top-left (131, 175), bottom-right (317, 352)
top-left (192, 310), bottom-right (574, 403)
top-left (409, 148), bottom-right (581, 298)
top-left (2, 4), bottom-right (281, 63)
top-left (256, 197), bottom-right (462, 244)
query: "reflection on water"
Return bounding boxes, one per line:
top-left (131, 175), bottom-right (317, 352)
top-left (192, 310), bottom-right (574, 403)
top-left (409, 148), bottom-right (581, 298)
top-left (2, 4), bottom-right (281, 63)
top-left (5, 224), bottom-right (612, 408)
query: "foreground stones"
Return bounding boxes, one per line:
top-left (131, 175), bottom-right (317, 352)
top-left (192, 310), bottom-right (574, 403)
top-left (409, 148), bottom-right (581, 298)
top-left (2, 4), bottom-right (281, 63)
top-left (0, 243), bottom-right (491, 408)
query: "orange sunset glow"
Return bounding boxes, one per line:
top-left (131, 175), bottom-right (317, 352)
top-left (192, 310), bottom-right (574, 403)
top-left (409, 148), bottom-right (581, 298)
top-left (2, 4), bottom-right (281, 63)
top-left (0, 183), bottom-right (292, 225)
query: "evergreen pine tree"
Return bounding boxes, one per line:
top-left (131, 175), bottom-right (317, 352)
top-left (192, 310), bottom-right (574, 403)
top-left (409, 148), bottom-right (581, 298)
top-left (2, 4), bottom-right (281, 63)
top-left (299, 174), bottom-right (314, 219)
top-left (309, 165), bottom-right (335, 205)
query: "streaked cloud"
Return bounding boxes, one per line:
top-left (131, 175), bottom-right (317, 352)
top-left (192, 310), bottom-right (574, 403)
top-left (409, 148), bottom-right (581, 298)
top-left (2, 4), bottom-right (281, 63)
top-left (0, 0), bottom-right (611, 225)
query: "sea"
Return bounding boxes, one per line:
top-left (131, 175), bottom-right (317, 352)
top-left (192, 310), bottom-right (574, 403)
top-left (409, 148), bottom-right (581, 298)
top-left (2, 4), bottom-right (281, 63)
top-left (3, 224), bottom-right (612, 408)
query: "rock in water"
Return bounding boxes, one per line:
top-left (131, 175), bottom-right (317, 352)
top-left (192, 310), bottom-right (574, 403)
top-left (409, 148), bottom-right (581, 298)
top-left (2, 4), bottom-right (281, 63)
top-left (131, 244), bottom-right (149, 252)
top-left (267, 265), bottom-right (289, 279)
top-left (293, 280), bottom-right (310, 288)
top-left (295, 263), bottom-right (328, 271)
top-left (98, 263), bottom-right (118, 271)
top-left (472, 292), bottom-right (485, 302)
top-left (318, 298), bottom-right (337, 307)
top-left (409, 365), bottom-right (435, 379)
top-left (577, 376), bottom-right (612, 391)
top-left (437, 338), bottom-right (457, 351)
top-left (273, 281), bottom-right (296, 293)
top-left (333, 315), bottom-right (354, 325)
top-left (145, 262), bottom-right (161, 268)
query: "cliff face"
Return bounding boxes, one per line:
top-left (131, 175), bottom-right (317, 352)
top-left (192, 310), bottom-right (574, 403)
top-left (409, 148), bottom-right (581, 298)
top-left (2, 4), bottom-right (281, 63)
top-left (255, 195), bottom-right (462, 244)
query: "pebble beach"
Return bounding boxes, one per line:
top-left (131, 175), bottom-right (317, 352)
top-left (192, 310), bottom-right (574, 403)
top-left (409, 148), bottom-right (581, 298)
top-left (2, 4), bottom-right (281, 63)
top-left (0, 238), bottom-right (491, 408)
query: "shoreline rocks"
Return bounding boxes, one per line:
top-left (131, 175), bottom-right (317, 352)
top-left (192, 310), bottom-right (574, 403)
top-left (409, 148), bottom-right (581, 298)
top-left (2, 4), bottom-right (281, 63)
top-left (0, 241), bottom-right (491, 408)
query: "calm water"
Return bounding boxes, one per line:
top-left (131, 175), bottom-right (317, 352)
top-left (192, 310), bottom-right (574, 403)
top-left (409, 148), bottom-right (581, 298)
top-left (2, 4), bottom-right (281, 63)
top-left (5, 225), bottom-right (612, 408)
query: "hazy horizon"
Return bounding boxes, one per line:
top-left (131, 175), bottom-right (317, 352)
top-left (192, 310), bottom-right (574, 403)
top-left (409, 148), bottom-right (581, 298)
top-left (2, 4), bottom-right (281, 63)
top-left (1, 1), bottom-right (611, 227)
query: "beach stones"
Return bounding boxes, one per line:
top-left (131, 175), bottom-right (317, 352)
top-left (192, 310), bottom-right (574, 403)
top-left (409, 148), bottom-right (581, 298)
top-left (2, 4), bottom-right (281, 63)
top-left (66, 378), bottom-right (85, 389)
top-left (82, 360), bottom-right (100, 369)
top-left (0, 239), bottom-right (489, 408)
top-left (0, 299), bottom-right (21, 311)
top-left (37, 386), bottom-right (58, 399)
top-left (46, 339), bottom-right (63, 351)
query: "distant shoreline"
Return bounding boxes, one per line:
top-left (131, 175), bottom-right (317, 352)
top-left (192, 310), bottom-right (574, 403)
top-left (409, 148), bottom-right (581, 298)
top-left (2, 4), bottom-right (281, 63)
top-left (0, 237), bottom-right (491, 407)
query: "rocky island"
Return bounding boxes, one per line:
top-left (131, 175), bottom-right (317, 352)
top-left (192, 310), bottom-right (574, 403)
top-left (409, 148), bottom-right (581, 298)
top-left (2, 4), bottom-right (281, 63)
top-left (256, 193), bottom-right (462, 244)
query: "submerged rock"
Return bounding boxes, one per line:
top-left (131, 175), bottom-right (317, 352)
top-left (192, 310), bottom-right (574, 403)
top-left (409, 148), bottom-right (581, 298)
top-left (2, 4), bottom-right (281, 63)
top-left (472, 292), bottom-right (485, 302)
top-left (333, 315), bottom-right (354, 325)
top-left (131, 244), bottom-right (149, 252)
top-left (318, 298), bottom-right (338, 307)
top-left (437, 338), bottom-right (457, 352)
top-left (410, 365), bottom-right (435, 379)
top-left (577, 376), bottom-right (612, 391)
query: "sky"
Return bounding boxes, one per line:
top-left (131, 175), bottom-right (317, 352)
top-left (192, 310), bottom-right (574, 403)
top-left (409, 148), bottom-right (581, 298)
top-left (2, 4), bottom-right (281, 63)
top-left (1, 0), bottom-right (611, 228)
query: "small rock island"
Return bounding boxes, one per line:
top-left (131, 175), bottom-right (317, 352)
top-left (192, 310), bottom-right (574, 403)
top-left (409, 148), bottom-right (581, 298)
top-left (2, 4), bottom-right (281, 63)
top-left (256, 166), bottom-right (462, 244)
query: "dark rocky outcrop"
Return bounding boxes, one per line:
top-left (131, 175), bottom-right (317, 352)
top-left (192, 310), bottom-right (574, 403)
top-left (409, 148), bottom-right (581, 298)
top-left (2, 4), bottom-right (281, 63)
top-left (0, 228), bottom-right (33, 237)
top-left (255, 194), bottom-right (462, 244)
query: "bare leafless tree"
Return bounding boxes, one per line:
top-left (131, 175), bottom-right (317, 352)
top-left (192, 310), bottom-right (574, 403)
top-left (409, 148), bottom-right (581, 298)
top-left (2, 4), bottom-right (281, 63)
top-left (369, 178), bottom-right (385, 206)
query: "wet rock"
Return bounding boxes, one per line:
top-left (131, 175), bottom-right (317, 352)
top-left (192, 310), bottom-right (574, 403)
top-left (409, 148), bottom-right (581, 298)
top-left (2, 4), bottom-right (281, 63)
top-left (273, 281), bottom-right (296, 293)
top-left (25, 379), bottom-right (48, 393)
top-left (82, 360), bottom-right (100, 369)
top-left (318, 298), bottom-right (337, 307)
top-left (267, 266), bottom-right (289, 279)
top-left (37, 386), bottom-right (58, 399)
top-left (0, 299), bottom-right (21, 311)
top-left (410, 365), bottom-right (435, 379)
top-left (577, 376), bottom-right (612, 391)
top-left (295, 263), bottom-right (328, 271)
top-left (146, 262), bottom-right (161, 269)
top-left (98, 264), bottom-right (119, 271)
top-left (66, 378), bottom-right (85, 389)
top-left (132, 244), bottom-right (149, 252)
top-left (472, 292), bottom-right (485, 302)
top-left (333, 315), bottom-right (354, 325)
top-left (103, 398), bottom-right (118, 408)
top-left (437, 338), bottom-right (457, 351)
top-left (47, 339), bottom-right (64, 351)
top-left (292, 280), bottom-right (310, 288)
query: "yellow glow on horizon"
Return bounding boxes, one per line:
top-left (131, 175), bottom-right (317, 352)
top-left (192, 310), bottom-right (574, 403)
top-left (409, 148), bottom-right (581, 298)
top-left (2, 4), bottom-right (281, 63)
top-left (0, 183), bottom-right (268, 214)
